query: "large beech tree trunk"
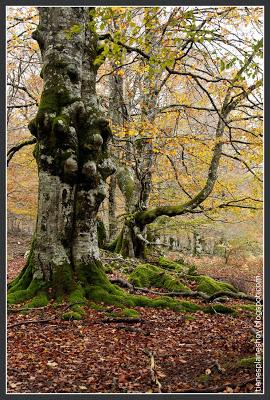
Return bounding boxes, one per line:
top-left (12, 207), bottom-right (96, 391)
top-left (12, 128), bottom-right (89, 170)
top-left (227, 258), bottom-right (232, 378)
top-left (8, 7), bottom-right (115, 303)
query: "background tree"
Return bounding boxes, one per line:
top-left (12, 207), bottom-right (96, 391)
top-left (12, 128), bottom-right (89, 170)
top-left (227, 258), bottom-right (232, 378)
top-left (96, 6), bottom-right (262, 257)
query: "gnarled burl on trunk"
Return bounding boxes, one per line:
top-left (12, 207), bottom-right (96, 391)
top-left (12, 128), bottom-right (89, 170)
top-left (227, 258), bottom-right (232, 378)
top-left (8, 7), bottom-right (116, 306)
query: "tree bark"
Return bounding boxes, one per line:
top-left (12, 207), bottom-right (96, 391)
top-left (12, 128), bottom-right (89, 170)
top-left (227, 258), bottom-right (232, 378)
top-left (8, 7), bottom-right (115, 303)
top-left (108, 174), bottom-right (117, 240)
top-left (107, 63), bottom-right (126, 241)
top-left (112, 9), bottom-right (161, 259)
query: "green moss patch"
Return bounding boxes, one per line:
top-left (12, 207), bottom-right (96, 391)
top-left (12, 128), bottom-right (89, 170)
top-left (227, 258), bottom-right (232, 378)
top-left (184, 314), bottom-right (196, 321)
top-left (7, 278), bottom-right (45, 305)
top-left (236, 356), bottom-right (258, 368)
top-left (97, 218), bottom-right (107, 249)
top-left (86, 282), bottom-right (201, 313)
top-left (65, 285), bottom-right (87, 317)
top-left (193, 275), bottom-right (237, 296)
top-left (180, 301), bottom-right (201, 312)
top-left (51, 262), bottom-right (74, 296)
top-left (106, 308), bottom-right (140, 319)
top-left (158, 257), bottom-right (188, 273)
top-left (62, 311), bottom-right (82, 320)
top-left (196, 374), bottom-right (210, 384)
top-left (203, 303), bottom-right (237, 315)
top-left (129, 264), bottom-right (190, 292)
top-left (25, 293), bottom-right (49, 309)
top-left (88, 302), bottom-right (107, 311)
top-left (75, 259), bottom-right (108, 287)
top-left (238, 304), bottom-right (256, 312)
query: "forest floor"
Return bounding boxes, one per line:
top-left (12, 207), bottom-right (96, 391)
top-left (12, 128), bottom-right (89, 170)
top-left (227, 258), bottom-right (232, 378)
top-left (7, 233), bottom-right (263, 394)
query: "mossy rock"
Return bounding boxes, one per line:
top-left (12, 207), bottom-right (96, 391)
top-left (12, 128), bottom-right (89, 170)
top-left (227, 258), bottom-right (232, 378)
top-left (236, 356), bottom-right (259, 368)
top-left (203, 303), bottom-right (237, 315)
top-left (129, 263), bottom-right (190, 292)
top-left (192, 275), bottom-right (238, 296)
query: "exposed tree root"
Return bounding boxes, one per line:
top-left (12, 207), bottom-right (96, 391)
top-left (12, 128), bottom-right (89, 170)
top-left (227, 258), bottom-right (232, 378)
top-left (208, 291), bottom-right (260, 303)
top-left (178, 378), bottom-right (256, 393)
top-left (109, 277), bottom-right (134, 290)
top-left (8, 251), bottom-right (258, 323)
top-left (109, 277), bottom-right (258, 303)
top-left (8, 317), bottom-right (56, 329)
top-left (7, 305), bottom-right (50, 313)
top-left (7, 301), bottom-right (86, 328)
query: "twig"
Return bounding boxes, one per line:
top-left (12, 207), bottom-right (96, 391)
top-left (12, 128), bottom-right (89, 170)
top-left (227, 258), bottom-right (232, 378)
top-left (7, 302), bottom-right (85, 328)
top-left (208, 291), bottom-right (260, 303)
top-left (143, 349), bottom-right (162, 393)
top-left (8, 316), bottom-right (56, 328)
top-left (99, 317), bottom-right (144, 324)
top-left (7, 305), bottom-right (49, 313)
top-left (178, 378), bottom-right (256, 393)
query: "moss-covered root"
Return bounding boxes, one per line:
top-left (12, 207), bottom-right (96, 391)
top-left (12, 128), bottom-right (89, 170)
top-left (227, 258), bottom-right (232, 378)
top-left (86, 282), bottom-right (200, 312)
top-left (61, 285), bottom-right (87, 320)
top-left (158, 256), bottom-right (194, 274)
top-left (7, 274), bottom-right (46, 305)
top-left (191, 275), bottom-right (238, 296)
top-left (129, 263), bottom-right (190, 292)
top-left (7, 239), bottom-right (42, 304)
top-left (85, 281), bottom-right (239, 315)
top-left (106, 308), bottom-right (140, 319)
top-left (203, 304), bottom-right (237, 316)
top-left (25, 292), bottom-right (49, 309)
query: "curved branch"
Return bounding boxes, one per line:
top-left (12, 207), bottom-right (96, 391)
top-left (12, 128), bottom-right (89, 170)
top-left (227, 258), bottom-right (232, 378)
top-left (7, 138), bottom-right (37, 166)
top-left (134, 79), bottom-right (262, 227)
top-left (134, 114), bottom-right (226, 227)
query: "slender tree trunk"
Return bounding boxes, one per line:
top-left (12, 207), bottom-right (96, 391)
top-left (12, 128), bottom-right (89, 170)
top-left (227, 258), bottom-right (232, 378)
top-left (8, 7), bottom-right (115, 304)
top-left (107, 64), bottom-right (126, 241)
top-left (108, 175), bottom-right (117, 240)
top-left (111, 10), bottom-right (161, 259)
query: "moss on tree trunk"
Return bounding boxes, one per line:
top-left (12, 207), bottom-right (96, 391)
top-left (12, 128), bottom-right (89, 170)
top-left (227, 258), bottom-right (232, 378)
top-left (7, 7), bottom-right (115, 315)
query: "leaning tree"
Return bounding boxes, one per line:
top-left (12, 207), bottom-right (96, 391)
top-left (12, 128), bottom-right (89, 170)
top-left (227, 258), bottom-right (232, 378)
top-left (7, 7), bottom-right (119, 309)
top-left (102, 7), bottom-right (263, 258)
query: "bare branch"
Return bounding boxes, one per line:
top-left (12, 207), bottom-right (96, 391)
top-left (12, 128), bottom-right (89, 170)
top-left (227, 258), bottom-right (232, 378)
top-left (7, 138), bottom-right (37, 166)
